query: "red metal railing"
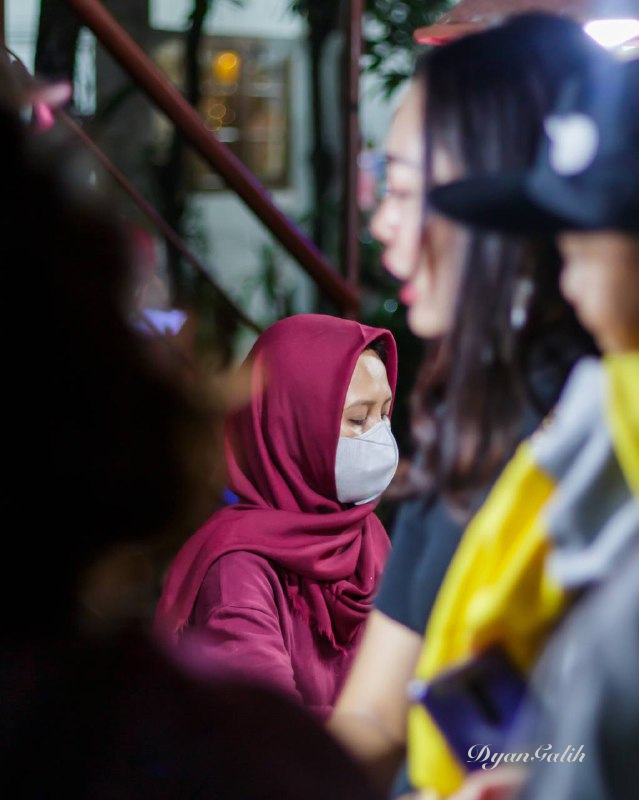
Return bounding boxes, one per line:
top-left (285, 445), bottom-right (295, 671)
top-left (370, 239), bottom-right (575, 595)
top-left (59, 110), bottom-right (261, 334)
top-left (5, 40), bottom-right (251, 367)
top-left (63, 0), bottom-right (360, 316)
top-left (342, 0), bottom-right (363, 288)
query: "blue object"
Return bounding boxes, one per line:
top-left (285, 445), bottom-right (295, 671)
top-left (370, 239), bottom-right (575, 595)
top-left (410, 646), bottom-right (527, 771)
top-left (222, 487), bottom-right (239, 505)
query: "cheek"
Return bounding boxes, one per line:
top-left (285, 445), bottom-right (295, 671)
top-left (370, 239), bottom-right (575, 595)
top-left (339, 418), bottom-right (359, 438)
top-left (410, 222), bottom-right (463, 336)
top-left (407, 267), bottom-right (447, 337)
top-left (591, 265), bottom-right (638, 324)
top-left (369, 201), bottom-right (393, 243)
top-left (371, 201), bottom-right (423, 279)
top-left (559, 259), bottom-right (580, 304)
top-left (562, 261), bottom-right (611, 329)
top-left (397, 207), bottom-right (424, 261)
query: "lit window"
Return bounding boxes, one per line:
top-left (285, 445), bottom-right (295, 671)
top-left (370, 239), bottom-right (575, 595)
top-left (152, 35), bottom-right (292, 190)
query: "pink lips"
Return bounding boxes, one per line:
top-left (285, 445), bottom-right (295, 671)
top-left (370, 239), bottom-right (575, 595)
top-left (399, 283), bottom-right (416, 306)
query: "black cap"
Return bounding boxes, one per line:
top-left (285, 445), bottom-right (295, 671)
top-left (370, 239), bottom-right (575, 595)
top-left (429, 56), bottom-right (639, 234)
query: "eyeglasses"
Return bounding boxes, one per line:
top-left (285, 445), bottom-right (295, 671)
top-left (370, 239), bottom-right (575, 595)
top-left (358, 150), bottom-right (388, 210)
top-left (359, 150), bottom-right (427, 212)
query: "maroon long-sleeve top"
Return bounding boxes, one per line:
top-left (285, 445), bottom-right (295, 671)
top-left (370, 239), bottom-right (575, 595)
top-left (190, 552), bottom-right (362, 719)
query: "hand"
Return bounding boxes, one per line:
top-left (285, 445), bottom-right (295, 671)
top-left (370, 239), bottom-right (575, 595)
top-left (447, 766), bottom-right (528, 800)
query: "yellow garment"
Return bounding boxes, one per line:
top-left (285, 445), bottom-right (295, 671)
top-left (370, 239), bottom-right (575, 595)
top-left (605, 353), bottom-right (639, 498)
top-left (408, 353), bottom-right (639, 796)
top-left (408, 446), bottom-right (566, 794)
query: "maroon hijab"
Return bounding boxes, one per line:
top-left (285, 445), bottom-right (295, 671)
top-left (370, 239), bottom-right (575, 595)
top-left (155, 314), bottom-right (397, 651)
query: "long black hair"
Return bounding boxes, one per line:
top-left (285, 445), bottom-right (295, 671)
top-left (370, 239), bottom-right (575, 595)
top-left (410, 14), bottom-right (603, 513)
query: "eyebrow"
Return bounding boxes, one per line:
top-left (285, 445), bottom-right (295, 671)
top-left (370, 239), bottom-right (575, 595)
top-left (345, 395), bottom-right (393, 409)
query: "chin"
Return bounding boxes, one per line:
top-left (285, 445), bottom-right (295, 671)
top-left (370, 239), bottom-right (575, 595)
top-left (408, 305), bottom-right (448, 339)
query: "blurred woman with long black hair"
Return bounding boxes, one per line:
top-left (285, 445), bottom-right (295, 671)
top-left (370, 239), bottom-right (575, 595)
top-left (329, 14), bottom-right (606, 795)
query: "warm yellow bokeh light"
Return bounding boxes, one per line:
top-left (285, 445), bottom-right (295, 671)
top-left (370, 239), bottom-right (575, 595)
top-left (212, 51), bottom-right (241, 85)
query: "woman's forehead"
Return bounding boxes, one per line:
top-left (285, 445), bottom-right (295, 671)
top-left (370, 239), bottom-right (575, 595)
top-left (386, 83), bottom-right (424, 166)
top-left (345, 352), bottom-right (391, 403)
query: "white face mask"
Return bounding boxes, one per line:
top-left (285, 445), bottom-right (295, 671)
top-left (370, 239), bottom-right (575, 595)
top-left (335, 417), bottom-right (399, 505)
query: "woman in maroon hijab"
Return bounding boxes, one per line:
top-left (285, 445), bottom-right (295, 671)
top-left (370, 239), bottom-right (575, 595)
top-left (155, 314), bottom-right (398, 719)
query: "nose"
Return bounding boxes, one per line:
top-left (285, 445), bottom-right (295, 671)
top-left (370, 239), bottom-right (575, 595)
top-left (371, 199), bottom-right (409, 282)
top-left (370, 196), bottom-right (395, 248)
top-left (362, 416), bottom-right (380, 435)
top-left (559, 260), bottom-right (578, 305)
top-left (363, 406), bottom-right (389, 434)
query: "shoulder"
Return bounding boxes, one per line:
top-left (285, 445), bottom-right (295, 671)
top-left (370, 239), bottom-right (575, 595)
top-left (197, 551), bottom-right (284, 613)
top-left (386, 495), bottom-right (460, 566)
top-left (208, 550), bottom-right (279, 578)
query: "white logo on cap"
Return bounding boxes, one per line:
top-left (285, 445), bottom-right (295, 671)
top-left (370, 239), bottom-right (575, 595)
top-left (545, 113), bottom-right (599, 176)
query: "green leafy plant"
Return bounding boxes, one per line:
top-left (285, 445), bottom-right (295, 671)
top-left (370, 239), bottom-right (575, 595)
top-left (242, 243), bottom-right (298, 327)
top-left (363, 0), bottom-right (454, 96)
